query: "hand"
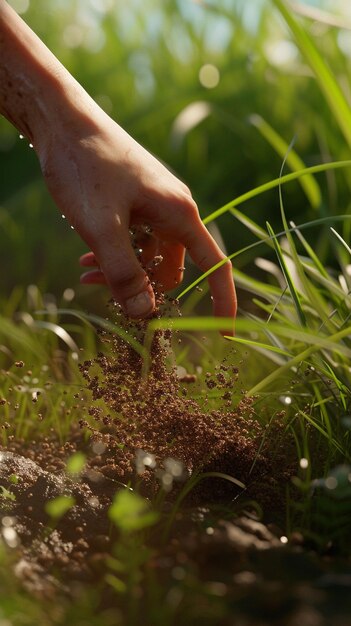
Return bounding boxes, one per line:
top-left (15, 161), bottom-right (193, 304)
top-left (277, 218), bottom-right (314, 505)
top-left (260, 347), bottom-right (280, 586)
top-left (0, 0), bottom-right (236, 330)
top-left (38, 111), bottom-right (237, 325)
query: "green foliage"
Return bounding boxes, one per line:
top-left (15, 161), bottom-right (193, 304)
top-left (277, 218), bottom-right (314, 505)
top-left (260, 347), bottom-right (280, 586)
top-left (109, 489), bottom-right (159, 533)
top-left (65, 451), bottom-right (86, 475)
top-left (0, 485), bottom-right (16, 501)
top-left (2, 0), bottom-right (351, 303)
top-left (45, 494), bottom-right (76, 520)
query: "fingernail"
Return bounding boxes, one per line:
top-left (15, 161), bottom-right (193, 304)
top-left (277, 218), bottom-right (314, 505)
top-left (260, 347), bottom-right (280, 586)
top-left (125, 292), bottom-right (154, 318)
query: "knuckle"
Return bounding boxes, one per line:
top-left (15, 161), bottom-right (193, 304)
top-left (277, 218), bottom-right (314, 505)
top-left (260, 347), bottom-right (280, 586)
top-left (217, 255), bottom-right (232, 270)
top-left (186, 197), bottom-right (199, 217)
top-left (177, 196), bottom-right (199, 222)
top-left (180, 182), bottom-right (192, 196)
top-left (223, 258), bottom-right (233, 274)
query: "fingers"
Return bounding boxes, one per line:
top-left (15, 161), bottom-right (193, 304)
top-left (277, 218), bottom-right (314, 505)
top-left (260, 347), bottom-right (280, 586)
top-left (79, 208), bottom-right (236, 333)
top-left (147, 197), bottom-right (237, 333)
top-left (138, 235), bottom-right (185, 291)
top-left (80, 251), bottom-right (107, 284)
top-left (80, 238), bottom-right (186, 292)
top-left (187, 224), bottom-right (237, 336)
top-left (80, 251), bottom-right (98, 268)
top-left (149, 240), bottom-right (185, 290)
top-left (81, 225), bottom-right (155, 319)
top-left (78, 194), bottom-right (236, 332)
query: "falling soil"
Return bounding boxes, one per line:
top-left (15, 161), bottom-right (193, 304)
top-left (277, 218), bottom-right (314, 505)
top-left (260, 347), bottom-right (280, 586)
top-left (0, 297), bottom-right (350, 625)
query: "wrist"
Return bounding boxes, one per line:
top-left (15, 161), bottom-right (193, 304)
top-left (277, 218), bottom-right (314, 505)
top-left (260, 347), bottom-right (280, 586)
top-left (31, 72), bottom-right (103, 153)
top-left (0, 1), bottom-right (101, 151)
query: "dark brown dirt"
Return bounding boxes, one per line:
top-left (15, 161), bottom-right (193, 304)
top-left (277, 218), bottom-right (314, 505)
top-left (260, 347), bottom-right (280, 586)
top-left (1, 298), bottom-right (348, 624)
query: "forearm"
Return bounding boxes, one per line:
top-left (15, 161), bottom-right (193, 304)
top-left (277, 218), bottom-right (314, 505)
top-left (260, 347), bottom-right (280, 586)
top-left (0, 0), bottom-right (99, 149)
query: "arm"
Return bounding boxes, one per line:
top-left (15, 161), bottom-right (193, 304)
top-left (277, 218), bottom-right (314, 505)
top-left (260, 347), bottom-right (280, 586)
top-left (0, 0), bottom-right (237, 328)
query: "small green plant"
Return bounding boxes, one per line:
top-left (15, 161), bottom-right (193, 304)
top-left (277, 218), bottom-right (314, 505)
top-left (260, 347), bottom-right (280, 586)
top-left (45, 495), bottom-right (76, 521)
top-left (0, 486), bottom-right (16, 502)
top-left (109, 489), bottom-right (159, 534)
top-left (65, 451), bottom-right (86, 476)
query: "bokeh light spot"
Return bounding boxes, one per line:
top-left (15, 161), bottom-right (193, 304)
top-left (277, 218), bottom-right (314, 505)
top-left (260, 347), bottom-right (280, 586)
top-left (63, 24), bottom-right (84, 49)
top-left (199, 64), bottom-right (220, 89)
top-left (8, 0), bottom-right (29, 15)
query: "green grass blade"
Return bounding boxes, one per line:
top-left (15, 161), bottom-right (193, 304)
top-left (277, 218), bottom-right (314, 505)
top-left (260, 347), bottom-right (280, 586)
top-left (298, 410), bottom-right (345, 456)
top-left (0, 316), bottom-right (47, 360)
top-left (247, 323), bottom-right (351, 395)
top-left (272, 0), bottom-right (351, 148)
top-left (250, 114), bottom-right (321, 208)
top-left (278, 177), bottom-right (333, 328)
top-left (330, 228), bottom-right (351, 256)
top-left (289, 221), bottom-right (329, 279)
top-left (229, 207), bottom-right (272, 242)
top-left (321, 361), bottom-right (348, 412)
top-left (266, 221), bottom-right (307, 326)
top-left (224, 335), bottom-right (292, 357)
top-left (52, 309), bottom-right (147, 359)
top-left (146, 317), bottom-right (235, 333)
top-left (203, 161), bottom-right (351, 225)
top-left (235, 268), bottom-right (282, 298)
top-left (179, 214), bottom-right (351, 300)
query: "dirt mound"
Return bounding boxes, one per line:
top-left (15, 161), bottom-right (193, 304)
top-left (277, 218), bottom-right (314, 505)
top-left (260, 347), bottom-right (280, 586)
top-left (75, 301), bottom-right (279, 499)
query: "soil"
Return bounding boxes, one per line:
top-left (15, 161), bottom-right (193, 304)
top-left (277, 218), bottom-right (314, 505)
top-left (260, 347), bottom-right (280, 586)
top-left (0, 298), bottom-right (350, 625)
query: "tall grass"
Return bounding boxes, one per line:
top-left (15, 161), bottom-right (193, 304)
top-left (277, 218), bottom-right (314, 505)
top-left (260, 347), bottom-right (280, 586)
top-left (1, 0), bottom-right (351, 297)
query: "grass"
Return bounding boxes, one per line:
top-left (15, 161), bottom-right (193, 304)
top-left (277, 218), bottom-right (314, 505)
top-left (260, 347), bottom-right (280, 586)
top-left (2, 1), bottom-right (351, 624)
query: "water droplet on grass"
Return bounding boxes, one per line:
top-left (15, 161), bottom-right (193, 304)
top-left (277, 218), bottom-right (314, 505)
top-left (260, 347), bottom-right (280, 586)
top-left (299, 458), bottom-right (309, 469)
top-left (279, 395), bottom-right (292, 405)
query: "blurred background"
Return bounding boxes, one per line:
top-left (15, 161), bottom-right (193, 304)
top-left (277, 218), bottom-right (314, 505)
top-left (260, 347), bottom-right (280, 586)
top-left (1, 0), bottom-right (351, 313)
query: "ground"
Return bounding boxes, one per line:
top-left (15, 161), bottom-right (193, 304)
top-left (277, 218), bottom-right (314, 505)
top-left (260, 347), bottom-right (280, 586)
top-left (0, 303), bottom-right (350, 625)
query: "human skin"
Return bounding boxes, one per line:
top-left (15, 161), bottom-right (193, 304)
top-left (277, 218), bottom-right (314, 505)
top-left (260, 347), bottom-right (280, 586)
top-left (0, 0), bottom-right (237, 330)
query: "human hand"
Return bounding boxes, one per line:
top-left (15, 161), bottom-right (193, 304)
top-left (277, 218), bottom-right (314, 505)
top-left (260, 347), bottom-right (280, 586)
top-left (0, 0), bottom-right (236, 331)
top-left (39, 110), bottom-right (236, 327)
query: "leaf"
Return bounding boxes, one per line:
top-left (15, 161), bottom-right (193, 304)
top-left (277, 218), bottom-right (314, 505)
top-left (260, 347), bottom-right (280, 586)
top-left (109, 490), bottom-right (159, 533)
top-left (45, 495), bottom-right (75, 520)
top-left (0, 486), bottom-right (16, 502)
top-left (66, 452), bottom-right (86, 476)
